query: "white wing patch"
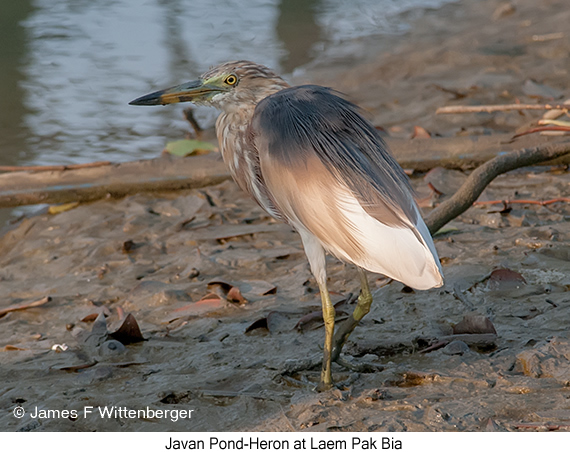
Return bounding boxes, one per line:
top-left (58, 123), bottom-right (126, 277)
top-left (328, 189), bottom-right (444, 290)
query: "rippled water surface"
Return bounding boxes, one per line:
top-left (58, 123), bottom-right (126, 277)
top-left (1, 0), bottom-right (454, 170)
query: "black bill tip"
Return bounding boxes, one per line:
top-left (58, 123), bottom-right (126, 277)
top-left (128, 90), bottom-right (165, 106)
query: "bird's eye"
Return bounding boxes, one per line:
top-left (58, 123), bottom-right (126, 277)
top-left (225, 74), bottom-right (237, 86)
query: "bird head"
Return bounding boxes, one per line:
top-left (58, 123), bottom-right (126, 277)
top-left (129, 60), bottom-right (289, 112)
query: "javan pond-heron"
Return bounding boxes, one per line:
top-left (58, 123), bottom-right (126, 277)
top-left (130, 61), bottom-right (444, 390)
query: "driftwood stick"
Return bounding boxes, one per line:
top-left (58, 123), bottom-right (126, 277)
top-left (0, 161), bottom-right (111, 173)
top-left (0, 296), bottom-right (51, 318)
top-left (436, 104), bottom-right (569, 115)
top-left (0, 135), bottom-right (569, 209)
top-left (473, 198), bottom-right (570, 206)
top-left (0, 155), bottom-right (231, 209)
top-left (425, 141), bottom-right (570, 234)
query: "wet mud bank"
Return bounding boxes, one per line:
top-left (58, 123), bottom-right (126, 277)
top-left (1, 0), bottom-right (570, 432)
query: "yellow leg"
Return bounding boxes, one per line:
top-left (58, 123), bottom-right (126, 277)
top-left (353, 268), bottom-right (373, 321)
top-left (331, 268), bottom-right (373, 362)
top-left (317, 281), bottom-right (335, 391)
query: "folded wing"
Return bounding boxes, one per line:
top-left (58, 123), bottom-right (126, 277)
top-left (249, 85), bottom-right (443, 290)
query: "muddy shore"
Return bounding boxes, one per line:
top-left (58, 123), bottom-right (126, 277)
top-left (1, 0), bottom-right (570, 432)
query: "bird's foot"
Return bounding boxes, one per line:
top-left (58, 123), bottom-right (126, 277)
top-left (277, 355), bottom-right (382, 391)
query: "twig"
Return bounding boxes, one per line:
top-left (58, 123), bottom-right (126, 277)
top-left (512, 126), bottom-right (570, 139)
top-left (183, 107), bottom-right (204, 139)
top-left (425, 141), bottom-right (570, 234)
top-left (436, 104), bottom-right (569, 115)
top-left (514, 422), bottom-right (570, 431)
top-left (0, 296), bottom-right (52, 318)
top-left (0, 161), bottom-right (111, 173)
top-left (473, 198), bottom-right (570, 206)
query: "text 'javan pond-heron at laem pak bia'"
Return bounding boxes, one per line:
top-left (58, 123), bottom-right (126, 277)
top-left (130, 60), bottom-right (444, 391)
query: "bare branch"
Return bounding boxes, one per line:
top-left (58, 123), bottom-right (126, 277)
top-left (0, 161), bottom-right (111, 173)
top-left (436, 104), bottom-right (569, 115)
top-left (425, 140), bottom-right (570, 234)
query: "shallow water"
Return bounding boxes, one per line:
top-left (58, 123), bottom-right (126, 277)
top-left (1, 0), bottom-right (453, 170)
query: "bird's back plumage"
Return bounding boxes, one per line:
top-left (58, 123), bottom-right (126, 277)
top-left (248, 85), bottom-right (443, 289)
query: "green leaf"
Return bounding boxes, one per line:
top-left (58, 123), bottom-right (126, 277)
top-left (164, 139), bottom-right (216, 157)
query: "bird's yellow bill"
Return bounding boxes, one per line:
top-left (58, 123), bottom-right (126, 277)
top-left (129, 80), bottom-right (220, 106)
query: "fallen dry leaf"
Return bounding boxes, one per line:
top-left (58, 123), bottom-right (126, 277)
top-left (227, 286), bottom-right (248, 305)
top-left (3, 345), bottom-right (27, 351)
top-left (245, 311), bottom-right (287, 334)
top-left (424, 167), bottom-right (467, 195)
top-left (165, 293), bottom-right (225, 323)
top-left (245, 317), bottom-right (268, 334)
top-left (207, 279), bottom-right (251, 304)
top-left (109, 313), bottom-right (144, 345)
top-left (523, 79), bottom-right (563, 100)
top-left (238, 280), bottom-right (277, 296)
top-left (81, 312), bottom-right (106, 323)
top-left (487, 268), bottom-right (526, 289)
top-left (411, 125), bottom-right (431, 139)
top-left (453, 314), bottom-right (497, 335)
top-left (122, 239), bottom-right (136, 253)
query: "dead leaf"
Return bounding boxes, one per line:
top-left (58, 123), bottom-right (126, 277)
top-left (122, 239), bottom-right (136, 253)
top-left (245, 317), bottom-right (268, 334)
top-left (80, 313), bottom-right (99, 322)
top-left (81, 311), bottom-right (109, 323)
top-left (109, 313), bottom-right (144, 345)
top-left (487, 268), bottom-right (526, 289)
top-left (424, 167), bottom-right (467, 195)
top-left (3, 345), bottom-right (27, 351)
top-left (0, 296), bottom-right (51, 318)
top-left (523, 79), bottom-right (563, 100)
top-left (238, 280), bottom-right (277, 296)
top-left (411, 125), bottom-right (431, 139)
top-left (165, 293), bottom-right (225, 322)
top-left (227, 286), bottom-right (248, 305)
top-left (245, 311), bottom-right (287, 334)
top-left (453, 314), bottom-right (497, 335)
top-left (207, 279), bottom-right (232, 295)
top-left (207, 279), bottom-right (256, 304)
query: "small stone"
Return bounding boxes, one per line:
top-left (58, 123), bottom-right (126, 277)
top-left (442, 340), bottom-right (470, 355)
top-left (98, 339), bottom-right (126, 357)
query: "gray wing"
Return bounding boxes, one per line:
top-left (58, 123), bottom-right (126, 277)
top-left (248, 85), bottom-right (443, 288)
top-left (250, 85), bottom-right (418, 228)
